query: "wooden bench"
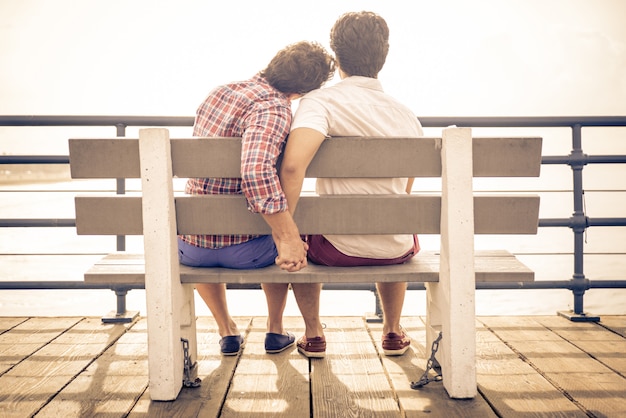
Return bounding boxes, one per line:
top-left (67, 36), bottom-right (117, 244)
top-left (68, 127), bottom-right (542, 401)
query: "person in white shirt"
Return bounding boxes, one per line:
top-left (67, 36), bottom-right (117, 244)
top-left (280, 11), bottom-right (424, 358)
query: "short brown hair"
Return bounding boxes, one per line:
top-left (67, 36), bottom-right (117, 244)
top-left (260, 41), bottom-right (335, 94)
top-left (330, 11), bottom-right (389, 78)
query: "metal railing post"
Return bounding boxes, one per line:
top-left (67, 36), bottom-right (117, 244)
top-left (558, 124), bottom-right (599, 322)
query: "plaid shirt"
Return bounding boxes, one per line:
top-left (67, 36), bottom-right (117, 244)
top-left (180, 75), bottom-right (291, 249)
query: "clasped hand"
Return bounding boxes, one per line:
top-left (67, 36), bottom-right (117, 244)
top-left (274, 235), bottom-right (309, 272)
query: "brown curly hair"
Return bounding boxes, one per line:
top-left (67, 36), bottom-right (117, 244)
top-left (260, 41), bottom-right (336, 94)
top-left (330, 11), bottom-right (389, 78)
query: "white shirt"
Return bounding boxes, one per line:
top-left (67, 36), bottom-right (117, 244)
top-left (291, 76), bottom-right (424, 258)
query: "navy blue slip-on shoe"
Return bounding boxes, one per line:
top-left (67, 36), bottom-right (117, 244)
top-left (219, 334), bottom-right (245, 356)
top-left (265, 332), bottom-right (296, 354)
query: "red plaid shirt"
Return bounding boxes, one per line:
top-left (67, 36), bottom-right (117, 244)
top-left (180, 74), bottom-right (291, 248)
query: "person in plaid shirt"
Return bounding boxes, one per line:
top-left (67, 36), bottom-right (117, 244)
top-left (178, 41), bottom-right (335, 355)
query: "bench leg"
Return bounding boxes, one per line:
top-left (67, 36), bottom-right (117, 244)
top-left (425, 279), bottom-right (476, 399)
top-left (140, 128), bottom-right (189, 401)
top-left (426, 127), bottom-right (477, 399)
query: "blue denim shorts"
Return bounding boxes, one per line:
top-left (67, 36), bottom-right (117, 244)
top-left (178, 235), bottom-right (277, 269)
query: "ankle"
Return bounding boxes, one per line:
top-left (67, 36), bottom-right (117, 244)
top-left (382, 324), bottom-right (403, 335)
top-left (218, 322), bottom-right (240, 338)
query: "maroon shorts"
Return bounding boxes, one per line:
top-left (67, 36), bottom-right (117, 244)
top-left (306, 234), bottom-right (420, 267)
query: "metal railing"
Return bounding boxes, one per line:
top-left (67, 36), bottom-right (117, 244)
top-left (1, 115), bottom-right (625, 322)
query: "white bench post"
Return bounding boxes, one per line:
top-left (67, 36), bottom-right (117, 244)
top-left (425, 127), bottom-right (477, 398)
top-left (139, 128), bottom-right (198, 401)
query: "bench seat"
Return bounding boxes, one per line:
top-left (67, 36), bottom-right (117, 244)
top-left (85, 250), bottom-right (534, 285)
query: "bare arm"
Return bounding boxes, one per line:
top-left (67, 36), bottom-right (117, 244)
top-left (239, 110), bottom-right (308, 272)
top-left (280, 127), bottom-right (327, 215)
top-left (261, 211), bottom-right (307, 272)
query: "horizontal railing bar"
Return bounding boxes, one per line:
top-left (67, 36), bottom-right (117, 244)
top-left (2, 115), bottom-right (626, 128)
top-left (3, 216), bottom-right (625, 229)
top-left (5, 154), bottom-right (625, 166)
top-left (475, 280), bottom-right (626, 290)
top-left (0, 280), bottom-right (624, 291)
top-left (0, 115), bottom-right (195, 127)
top-left (542, 155), bottom-right (626, 164)
top-left (0, 219), bottom-right (76, 227)
top-left (420, 116), bottom-right (626, 128)
top-left (0, 281), bottom-right (143, 290)
top-left (0, 156), bottom-right (69, 164)
top-left (540, 218), bottom-right (626, 227)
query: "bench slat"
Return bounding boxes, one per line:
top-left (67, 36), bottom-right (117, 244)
top-left (74, 194), bottom-right (539, 236)
top-left (69, 136), bottom-right (542, 179)
top-left (84, 250), bottom-right (533, 285)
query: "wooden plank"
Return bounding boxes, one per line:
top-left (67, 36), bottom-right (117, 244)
top-left (128, 317), bottom-right (252, 418)
top-left (223, 316), bottom-right (309, 417)
top-left (472, 137), bottom-right (542, 177)
top-left (0, 318), bottom-right (132, 417)
top-left (484, 316), bottom-right (626, 417)
top-left (475, 318), bottom-right (587, 417)
top-left (541, 372), bottom-right (626, 417)
top-left (177, 194), bottom-right (442, 235)
top-left (368, 317), bottom-right (498, 417)
top-left (74, 195), bottom-right (143, 235)
top-left (69, 138), bottom-right (140, 179)
top-left (478, 315), bottom-right (563, 342)
top-left (82, 251), bottom-right (534, 285)
top-left (599, 315), bottom-right (626, 338)
top-left (38, 320), bottom-right (149, 418)
top-left (311, 317), bottom-right (400, 417)
top-left (74, 194), bottom-right (539, 236)
top-left (534, 316), bottom-right (626, 375)
top-left (0, 317), bottom-right (82, 373)
top-left (69, 136), bottom-right (542, 179)
top-left (0, 317), bottom-right (28, 332)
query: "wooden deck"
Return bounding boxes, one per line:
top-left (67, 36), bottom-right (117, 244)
top-left (0, 315), bottom-right (625, 418)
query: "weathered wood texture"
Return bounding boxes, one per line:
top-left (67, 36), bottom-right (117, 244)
top-left (0, 315), bottom-right (624, 417)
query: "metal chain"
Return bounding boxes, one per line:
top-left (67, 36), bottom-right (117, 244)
top-left (181, 338), bottom-right (202, 388)
top-left (411, 331), bottom-right (443, 389)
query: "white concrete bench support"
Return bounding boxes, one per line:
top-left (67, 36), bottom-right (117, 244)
top-left (139, 128), bottom-right (198, 400)
top-left (426, 127), bottom-right (477, 398)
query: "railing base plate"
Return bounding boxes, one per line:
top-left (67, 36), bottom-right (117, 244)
top-left (365, 312), bottom-right (383, 323)
top-left (557, 310), bottom-right (600, 322)
top-left (102, 310), bottom-right (140, 324)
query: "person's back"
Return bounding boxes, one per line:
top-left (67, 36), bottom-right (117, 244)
top-left (291, 14), bottom-right (423, 259)
top-left (281, 11), bottom-right (421, 358)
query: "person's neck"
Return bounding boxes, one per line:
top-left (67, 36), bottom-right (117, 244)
top-left (338, 69), bottom-right (377, 79)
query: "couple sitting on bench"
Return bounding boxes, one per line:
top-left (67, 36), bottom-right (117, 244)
top-left (179, 11), bottom-right (421, 359)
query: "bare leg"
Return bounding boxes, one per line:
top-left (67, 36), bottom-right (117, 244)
top-left (196, 283), bottom-right (239, 337)
top-left (261, 283), bottom-right (290, 334)
top-left (377, 281), bottom-right (407, 335)
top-left (291, 283), bottom-right (325, 338)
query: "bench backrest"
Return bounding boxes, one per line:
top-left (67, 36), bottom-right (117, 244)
top-left (69, 128), bottom-right (542, 238)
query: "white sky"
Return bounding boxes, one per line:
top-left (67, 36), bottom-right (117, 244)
top-left (1, 0), bottom-right (625, 118)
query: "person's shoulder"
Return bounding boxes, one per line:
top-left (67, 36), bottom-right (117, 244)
top-left (301, 84), bottom-right (335, 100)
